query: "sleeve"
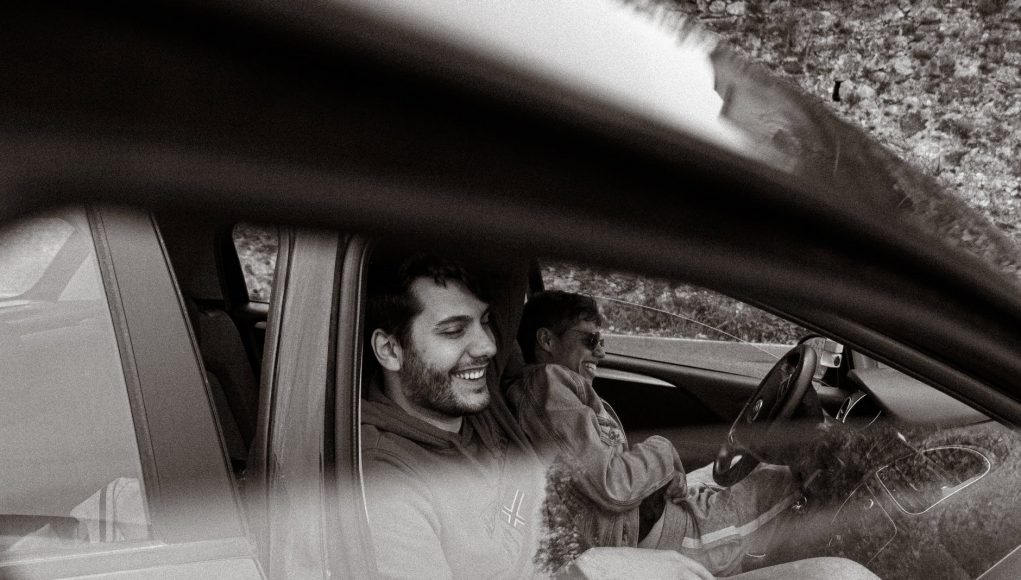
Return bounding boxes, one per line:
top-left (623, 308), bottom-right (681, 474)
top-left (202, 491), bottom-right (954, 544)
top-left (362, 449), bottom-right (454, 580)
top-left (515, 365), bottom-right (683, 512)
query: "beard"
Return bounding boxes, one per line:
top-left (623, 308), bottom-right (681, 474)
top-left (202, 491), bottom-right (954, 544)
top-left (400, 345), bottom-right (490, 417)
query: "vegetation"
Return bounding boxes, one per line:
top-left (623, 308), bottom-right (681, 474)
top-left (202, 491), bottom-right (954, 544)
top-left (671, 0), bottom-right (1021, 243)
top-left (543, 262), bottom-right (806, 344)
top-left (232, 223), bottom-right (278, 303)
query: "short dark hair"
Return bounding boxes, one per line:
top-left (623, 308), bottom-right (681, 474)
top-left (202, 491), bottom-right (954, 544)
top-left (366, 253), bottom-right (487, 348)
top-left (517, 290), bottom-right (604, 363)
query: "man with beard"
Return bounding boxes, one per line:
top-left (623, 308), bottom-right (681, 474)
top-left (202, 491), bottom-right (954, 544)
top-left (360, 254), bottom-right (549, 579)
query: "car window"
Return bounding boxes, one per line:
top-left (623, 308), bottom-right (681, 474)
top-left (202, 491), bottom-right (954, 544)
top-left (232, 223), bottom-right (278, 303)
top-left (541, 260), bottom-right (806, 378)
top-left (0, 208), bottom-right (150, 558)
top-left (0, 217), bottom-right (75, 299)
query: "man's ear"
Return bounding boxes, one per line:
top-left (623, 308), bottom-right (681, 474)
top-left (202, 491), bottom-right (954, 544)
top-left (536, 327), bottom-right (555, 355)
top-left (371, 329), bottom-right (403, 372)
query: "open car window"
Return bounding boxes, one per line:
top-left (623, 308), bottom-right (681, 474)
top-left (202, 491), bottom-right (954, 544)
top-left (232, 223), bottom-right (279, 304)
top-left (540, 260), bottom-right (806, 378)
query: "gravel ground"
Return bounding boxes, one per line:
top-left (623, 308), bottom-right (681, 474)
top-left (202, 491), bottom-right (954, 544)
top-left (667, 0), bottom-right (1021, 242)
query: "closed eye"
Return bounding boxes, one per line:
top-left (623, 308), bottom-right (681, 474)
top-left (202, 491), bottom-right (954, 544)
top-left (438, 325), bottom-right (465, 337)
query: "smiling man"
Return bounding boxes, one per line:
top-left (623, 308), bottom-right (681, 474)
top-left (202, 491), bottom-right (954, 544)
top-left (508, 291), bottom-right (825, 578)
top-left (509, 290), bottom-right (690, 570)
top-left (360, 254), bottom-right (547, 579)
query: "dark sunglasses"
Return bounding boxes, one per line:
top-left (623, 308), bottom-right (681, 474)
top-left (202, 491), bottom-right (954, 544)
top-left (565, 328), bottom-right (604, 350)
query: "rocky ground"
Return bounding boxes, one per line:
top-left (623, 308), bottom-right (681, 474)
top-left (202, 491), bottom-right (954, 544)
top-left (671, 0), bottom-right (1021, 241)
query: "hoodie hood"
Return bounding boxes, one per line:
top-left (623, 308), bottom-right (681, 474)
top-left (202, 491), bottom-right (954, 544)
top-left (361, 382), bottom-right (460, 451)
top-left (361, 374), bottom-right (534, 462)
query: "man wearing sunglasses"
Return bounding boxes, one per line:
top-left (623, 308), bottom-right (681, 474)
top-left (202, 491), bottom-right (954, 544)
top-left (507, 290), bottom-right (805, 577)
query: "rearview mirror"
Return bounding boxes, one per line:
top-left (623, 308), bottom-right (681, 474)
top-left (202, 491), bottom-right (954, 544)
top-left (800, 336), bottom-right (845, 374)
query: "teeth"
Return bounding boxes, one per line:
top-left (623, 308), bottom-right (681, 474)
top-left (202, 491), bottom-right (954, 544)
top-left (453, 368), bottom-right (486, 380)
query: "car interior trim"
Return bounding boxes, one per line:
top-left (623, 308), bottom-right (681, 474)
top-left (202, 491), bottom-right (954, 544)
top-left (152, 213), bottom-right (251, 524)
top-left (242, 227), bottom-right (294, 567)
top-left (98, 207), bottom-right (244, 543)
top-left (836, 391), bottom-right (868, 423)
top-left (86, 206), bottom-right (163, 524)
top-left (828, 482), bottom-right (899, 565)
top-left (874, 446), bottom-right (992, 516)
top-left (594, 367), bottom-right (675, 388)
top-left (0, 537), bottom-right (254, 579)
top-left (331, 234), bottom-right (379, 579)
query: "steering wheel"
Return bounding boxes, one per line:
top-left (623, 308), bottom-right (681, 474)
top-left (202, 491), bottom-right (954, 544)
top-left (713, 343), bottom-right (818, 487)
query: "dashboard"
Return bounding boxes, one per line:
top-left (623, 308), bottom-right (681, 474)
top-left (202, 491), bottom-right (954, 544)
top-left (795, 365), bottom-right (1021, 580)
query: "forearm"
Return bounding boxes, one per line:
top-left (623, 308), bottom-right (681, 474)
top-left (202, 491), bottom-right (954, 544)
top-left (572, 435), bottom-right (682, 510)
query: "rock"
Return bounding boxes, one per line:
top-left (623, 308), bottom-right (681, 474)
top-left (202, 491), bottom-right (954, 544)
top-left (913, 47), bottom-right (934, 60)
top-left (808, 10), bottom-right (839, 30)
top-left (855, 83), bottom-right (877, 102)
top-left (883, 6), bottom-right (905, 20)
top-left (726, 2), bottom-right (746, 16)
top-left (900, 111), bottom-right (927, 137)
top-left (939, 115), bottom-right (977, 139)
top-left (954, 57), bottom-right (981, 78)
top-left (770, 0), bottom-right (791, 13)
top-left (714, 18), bottom-right (736, 31)
top-left (943, 147), bottom-right (967, 165)
top-left (935, 54), bottom-right (956, 76)
top-left (838, 81), bottom-right (877, 105)
top-left (892, 55), bottom-right (914, 76)
top-left (869, 70), bottom-right (890, 86)
top-left (782, 57), bottom-right (804, 74)
top-left (708, 0), bottom-right (726, 15)
top-left (918, 7), bottom-right (942, 24)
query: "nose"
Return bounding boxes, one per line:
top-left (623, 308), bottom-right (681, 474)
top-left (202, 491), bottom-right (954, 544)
top-left (593, 341), bottom-right (606, 359)
top-left (468, 322), bottom-right (498, 360)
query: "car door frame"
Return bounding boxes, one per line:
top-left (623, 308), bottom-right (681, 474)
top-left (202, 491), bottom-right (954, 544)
top-left (0, 206), bottom-right (260, 579)
top-left (246, 227), bottom-right (376, 579)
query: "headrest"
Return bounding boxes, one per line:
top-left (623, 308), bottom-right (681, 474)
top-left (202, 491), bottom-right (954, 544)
top-left (156, 214), bottom-right (223, 301)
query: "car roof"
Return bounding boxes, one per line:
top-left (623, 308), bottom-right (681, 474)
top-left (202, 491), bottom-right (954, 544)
top-left (341, 0), bottom-right (751, 153)
top-left (3, 0), bottom-right (1021, 423)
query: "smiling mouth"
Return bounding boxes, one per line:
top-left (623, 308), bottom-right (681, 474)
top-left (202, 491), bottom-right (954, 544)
top-left (452, 367), bottom-right (487, 381)
top-left (583, 362), bottom-right (598, 374)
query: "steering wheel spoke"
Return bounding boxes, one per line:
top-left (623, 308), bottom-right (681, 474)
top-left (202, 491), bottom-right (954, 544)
top-left (713, 344), bottom-right (818, 487)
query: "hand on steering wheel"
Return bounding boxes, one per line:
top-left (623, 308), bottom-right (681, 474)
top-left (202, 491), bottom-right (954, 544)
top-left (713, 343), bottom-right (818, 487)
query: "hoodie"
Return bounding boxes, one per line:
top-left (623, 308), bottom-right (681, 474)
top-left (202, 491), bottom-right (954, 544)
top-left (361, 379), bottom-right (547, 579)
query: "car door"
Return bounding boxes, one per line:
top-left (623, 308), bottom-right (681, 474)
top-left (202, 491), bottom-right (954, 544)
top-left (0, 206), bottom-right (262, 579)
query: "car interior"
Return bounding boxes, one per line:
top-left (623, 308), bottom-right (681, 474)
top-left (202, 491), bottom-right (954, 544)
top-left (144, 217), bottom-right (1021, 580)
top-left (157, 213), bottom-right (271, 475)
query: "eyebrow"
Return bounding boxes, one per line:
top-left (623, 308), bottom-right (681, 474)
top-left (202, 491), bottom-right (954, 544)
top-left (434, 308), bottom-right (490, 329)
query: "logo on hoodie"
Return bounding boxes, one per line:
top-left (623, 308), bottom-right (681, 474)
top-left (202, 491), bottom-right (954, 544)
top-left (501, 489), bottom-right (527, 528)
